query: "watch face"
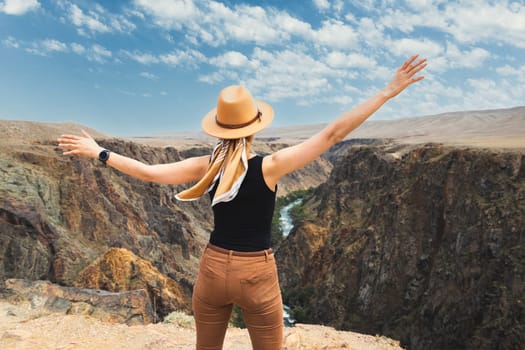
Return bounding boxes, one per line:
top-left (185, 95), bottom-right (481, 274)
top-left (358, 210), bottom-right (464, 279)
top-left (99, 150), bottom-right (110, 161)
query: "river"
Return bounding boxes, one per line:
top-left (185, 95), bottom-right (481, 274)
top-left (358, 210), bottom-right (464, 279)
top-left (279, 198), bottom-right (303, 237)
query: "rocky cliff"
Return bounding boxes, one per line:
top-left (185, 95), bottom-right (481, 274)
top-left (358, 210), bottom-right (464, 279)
top-left (276, 144), bottom-right (525, 350)
top-left (0, 136), bottom-right (211, 294)
top-left (0, 121), bottom-right (330, 319)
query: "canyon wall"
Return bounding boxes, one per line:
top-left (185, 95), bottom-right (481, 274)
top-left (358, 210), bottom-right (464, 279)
top-left (0, 128), bottom-right (330, 319)
top-left (276, 143), bottom-right (525, 350)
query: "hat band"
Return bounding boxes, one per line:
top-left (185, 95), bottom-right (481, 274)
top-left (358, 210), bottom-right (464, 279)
top-left (215, 110), bottom-right (262, 129)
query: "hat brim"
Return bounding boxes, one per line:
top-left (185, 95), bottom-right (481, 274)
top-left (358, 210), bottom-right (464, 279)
top-left (201, 100), bottom-right (274, 139)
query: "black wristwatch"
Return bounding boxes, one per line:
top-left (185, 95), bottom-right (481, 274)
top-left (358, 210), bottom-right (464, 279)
top-left (98, 149), bottom-right (111, 165)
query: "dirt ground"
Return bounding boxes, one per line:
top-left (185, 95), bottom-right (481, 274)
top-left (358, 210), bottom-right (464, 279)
top-left (0, 301), bottom-right (403, 350)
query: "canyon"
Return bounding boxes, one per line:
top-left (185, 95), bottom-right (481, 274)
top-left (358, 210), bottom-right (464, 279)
top-left (1, 107), bottom-right (524, 349)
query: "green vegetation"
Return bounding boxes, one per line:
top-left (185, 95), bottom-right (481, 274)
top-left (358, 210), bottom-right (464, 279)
top-left (283, 285), bottom-right (316, 323)
top-left (271, 188), bottom-right (315, 248)
top-left (229, 304), bottom-right (246, 328)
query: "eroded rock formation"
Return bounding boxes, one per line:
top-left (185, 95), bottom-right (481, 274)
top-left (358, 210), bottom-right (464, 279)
top-left (74, 247), bottom-right (190, 318)
top-left (1, 278), bottom-right (154, 325)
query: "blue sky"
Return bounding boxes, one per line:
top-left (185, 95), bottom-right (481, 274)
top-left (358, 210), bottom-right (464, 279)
top-left (1, 0), bottom-right (524, 136)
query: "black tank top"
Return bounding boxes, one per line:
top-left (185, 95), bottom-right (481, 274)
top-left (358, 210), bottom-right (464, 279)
top-left (209, 155), bottom-right (276, 251)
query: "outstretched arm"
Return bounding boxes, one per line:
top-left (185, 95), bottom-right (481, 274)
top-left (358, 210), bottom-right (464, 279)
top-left (263, 54), bottom-right (427, 188)
top-left (57, 131), bottom-right (209, 185)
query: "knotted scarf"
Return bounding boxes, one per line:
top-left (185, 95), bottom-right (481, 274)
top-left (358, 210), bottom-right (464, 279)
top-left (175, 138), bottom-right (251, 206)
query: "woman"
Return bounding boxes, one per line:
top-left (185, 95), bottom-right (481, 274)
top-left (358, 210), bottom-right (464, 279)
top-left (58, 54), bottom-right (426, 349)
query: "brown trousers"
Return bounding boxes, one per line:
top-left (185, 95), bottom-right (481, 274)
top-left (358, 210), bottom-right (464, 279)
top-left (192, 244), bottom-right (283, 350)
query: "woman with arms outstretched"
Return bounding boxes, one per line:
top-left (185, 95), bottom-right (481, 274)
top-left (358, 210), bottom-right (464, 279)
top-left (58, 54), bottom-right (426, 350)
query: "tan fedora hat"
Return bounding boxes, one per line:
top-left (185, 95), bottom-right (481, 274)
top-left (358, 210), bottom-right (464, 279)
top-left (201, 85), bottom-right (274, 139)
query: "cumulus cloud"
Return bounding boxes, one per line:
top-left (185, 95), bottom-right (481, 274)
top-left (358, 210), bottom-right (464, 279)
top-left (312, 0), bottom-right (330, 10)
top-left (69, 3), bottom-right (109, 33)
top-left (312, 20), bottom-right (359, 50)
top-left (496, 64), bottom-right (525, 83)
top-left (133, 0), bottom-right (198, 29)
top-left (132, 0), bottom-right (357, 50)
top-left (24, 38), bottom-right (68, 56)
top-left (58, 1), bottom-right (135, 36)
top-left (388, 38), bottom-right (443, 58)
top-left (210, 51), bottom-right (250, 68)
top-left (0, 0), bottom-right (39, 15)
top-left (444, 1), bottom-right (525, 48)
top-left (199, 47), bottom-right (362, 104)
top-left (325, 51), bottom-right (377, 70)
top-left (380, 1), bottom-right (525, 49)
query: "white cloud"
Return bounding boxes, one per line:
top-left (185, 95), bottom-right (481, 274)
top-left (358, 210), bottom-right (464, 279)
top-left (444, 1), bottom-right (525, 48)
top-left (358, 17), bottom-right (385, 47)
top-left (61, 1), bottom-right (136, 36)
top-left (159, 49), bottom-right (205, 67)
top-left (123, 48), bottom-right (206, 67)
top-left (325, 51), bottom-right (377, 70)
top-left (42, 39), bottom-right (68, 52)
top-left (206, 3), bottom-right (284, 45)
top-left (69, 3), bottom-right (110, 33)
top-left (89, 44), bottom-right (112, 63)
top-left (210, 51), bottom-right (250, 68)
top-left (273, 12), bottom-right (312, 39)
top-left (389, 37), bottom-right (443, 58)
top-left (462, 77), bottom-right (519, 111)
top-left (25, 38), bottom-right (68, 56)
top-left (133, 0), bottom-right (198, 29)
top-left (2, 36), bottom-right (20, 48)
top-left (140, 72), bottom-right (158, 80)
top-left (0, 0), bottom-right (39, 15)
top-left (445, 43), bottom-right (490, 69)
top-left (313, 0), bottom-right (330, 10)
top-left (496, 64), bottom-right (525, 82)
top-left (132, 0), bottom-right (358, 50)
top-left (124, 51), bottom-right (159, 65)
top-left (467, 78), bottom-right (496, 91)
top-left (379, 1), bottom-right (525, 49)
top-left (202, 47), bottom-right (356, 103)
top-left (70, 42), bottom-right (85, 54)
top-left (312, 20), bottom-right (359, 50)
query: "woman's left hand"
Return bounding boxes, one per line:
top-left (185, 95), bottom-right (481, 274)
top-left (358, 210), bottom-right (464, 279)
top-left (57, 130), bottom-right (104, 159)
top-left (383, 54), bottom-right (427, 99)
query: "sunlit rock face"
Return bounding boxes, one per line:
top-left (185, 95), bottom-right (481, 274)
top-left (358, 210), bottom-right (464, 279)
top-left (277, 144), bottom-right (525, 350)
top-left (74, 247), bottom-right (192, 318)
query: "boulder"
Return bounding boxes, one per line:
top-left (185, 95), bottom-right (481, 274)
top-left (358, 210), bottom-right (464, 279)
top-left (1, 278), bottom-right (154, 325)
top-left (74, 247), bottom-right (191, 319)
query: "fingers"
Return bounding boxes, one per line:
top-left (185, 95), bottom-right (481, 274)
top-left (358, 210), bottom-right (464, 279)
top-left (401, 56), bottom-right (427, 76)
top-left (58, 134), bottom-right (79, 141)
top-left (410, 76), bottom-right (425, 84)
top-left (401, 54), bottom-right (419, 71)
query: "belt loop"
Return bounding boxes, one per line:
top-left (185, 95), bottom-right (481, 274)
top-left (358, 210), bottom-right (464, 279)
top-left (228, 250), bottom-right (233, 263)
top-left (264, 250), bottom-right (268, 262)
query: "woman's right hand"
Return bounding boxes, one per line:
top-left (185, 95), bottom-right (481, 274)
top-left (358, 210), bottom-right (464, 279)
top-left (382, 54), bottom-right (427, 99)
top-left (57, 130), bottom-right (104, 159)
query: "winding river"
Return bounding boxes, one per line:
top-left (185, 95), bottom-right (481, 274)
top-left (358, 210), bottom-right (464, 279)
top-left (279, 198), bottom-right (303, 237)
